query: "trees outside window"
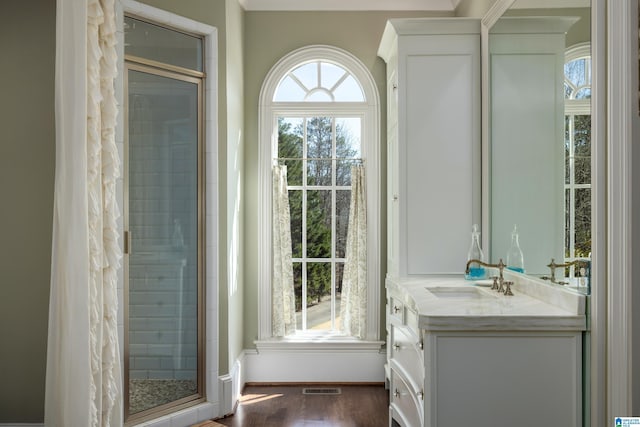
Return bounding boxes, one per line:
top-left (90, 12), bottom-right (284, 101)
top-left (564, 44), bottom-right (592, 275)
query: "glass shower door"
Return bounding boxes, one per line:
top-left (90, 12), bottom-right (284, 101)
top-left (125, 66), bottom-right (203, 419)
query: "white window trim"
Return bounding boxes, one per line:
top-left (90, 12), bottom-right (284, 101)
top-left (257, 45), bottom-right (381, 343)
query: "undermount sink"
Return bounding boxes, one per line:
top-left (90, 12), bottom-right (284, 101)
top-left (425, 286), bottom-right (495, 299)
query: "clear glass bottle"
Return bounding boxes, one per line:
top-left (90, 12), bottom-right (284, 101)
top-left (506, 224), bottom-right (525, 273)
top-left (465, 224), bottom-right (486, 280)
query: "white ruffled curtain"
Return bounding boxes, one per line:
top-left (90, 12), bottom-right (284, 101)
top-left (272, 164), bottom-right (297, 337)
top-left (45, 0), bottom-right (122, 425)
top-left (340, 165), bottom-right (367, 339)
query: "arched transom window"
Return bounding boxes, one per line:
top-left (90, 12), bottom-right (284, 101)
top-left (274, 61), bottom-right (365, 102)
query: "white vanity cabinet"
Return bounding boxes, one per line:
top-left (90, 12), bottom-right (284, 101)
top-left (386, 276), bottom-right (585, 427)
top-left (378, 19), bottom-right (481, 277)
top-left (387, 297), bottom-right (424, 426)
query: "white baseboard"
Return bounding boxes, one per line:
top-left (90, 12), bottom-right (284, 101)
top-left (245, 343), bottom-right (386, 383)
top-left (219, 354), bottom-right (245, 416)
top-left (0, 424), bottom-right (44, 427)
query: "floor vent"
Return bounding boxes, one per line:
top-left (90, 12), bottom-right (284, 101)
top-left (302, 387), bottom-right (342, 395)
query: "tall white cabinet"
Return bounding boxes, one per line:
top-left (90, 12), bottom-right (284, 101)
top-left (378, 19), bottom-right (481, 277)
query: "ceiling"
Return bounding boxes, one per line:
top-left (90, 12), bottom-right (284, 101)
top-left (238, 0), bottom-right (589, 12)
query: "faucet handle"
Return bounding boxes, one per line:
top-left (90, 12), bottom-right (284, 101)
top-left (490, 276), bottom-right (499, 291)
top-left (503, 281), bottom-right (514, 296)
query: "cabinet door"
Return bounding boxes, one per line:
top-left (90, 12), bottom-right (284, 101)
top-left (398, 34), bottom-right (481, 275)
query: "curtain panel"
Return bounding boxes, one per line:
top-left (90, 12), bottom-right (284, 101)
top-left (45, 0), bottom-right (122, 425)
top-left (272, 164), bottom-right (297, 337)
top-left (340, 165), bottom-right (367, 339)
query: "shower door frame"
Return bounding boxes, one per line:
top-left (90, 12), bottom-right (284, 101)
top-left (123, 56), bottom-right (206, 425)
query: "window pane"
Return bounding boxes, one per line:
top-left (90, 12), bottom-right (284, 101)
top-left (333, 75), bottom-right (365, 101)
top-left (278, 117), bottom-right (303, 158)
top-left (306, 117), bottom-right (333, 159)
top-left (336, 118), bottom-right (361, 158)
top-left (335, 261), bottom-right (344, 330)
top-left (307, 90), bottom-right (333, 102)
top-left (575, 188), bottom-right (591, 257)
top-left (125, 17), bottom-right (203, 71)
top-left (336, 190), bottom-right (351, 259)
top-left (293, 262), bottom-right (303, 329)
top-left (321, 62), bottom-right (346, 89)
top-left (565, 115), bottom-right (571, 184)
top-left (336, 161), bottom-right (352, 186)
top-left (274, 76), bottom-right (306, 102)
top-left (292, 62), bottom-right (317, 92)
top-left (565, 58), bottom-right (587, 88)
top-left (575, 87), bottom-right (591, 100)
top-left (289, 190), bottom-right (302, 258)
top-left (306, 262), bottom-right (332, 330)
top-left (307, 160), bottom-right (332, 186)
top-left (564, 82), bottom-right (573, 99)
top-left (307, 190), bottom-right (332, 258)
top-left (278, 117), bottom-right (303, 185)
top-left (574, 115), bottom-right (591, 184)
top-left (565, 188), bottom-right (571, 257)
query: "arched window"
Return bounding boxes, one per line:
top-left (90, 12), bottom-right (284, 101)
top-left (564, 43), bottom-right (591, 273)
top-left (257, 46), bottom-right (380, 341)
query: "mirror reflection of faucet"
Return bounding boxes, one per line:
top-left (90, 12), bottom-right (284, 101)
top-left (543, 258), bottom-right (591, 290)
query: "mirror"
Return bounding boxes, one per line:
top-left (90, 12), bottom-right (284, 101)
top-left (488, 0), bottom-right (591, 278)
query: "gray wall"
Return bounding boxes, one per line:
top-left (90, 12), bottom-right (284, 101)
top-left (0, 1), bottom-right (55, 422)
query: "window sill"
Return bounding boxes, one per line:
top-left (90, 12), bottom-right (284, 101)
top-left (254, 335), bottom-right (385, 353)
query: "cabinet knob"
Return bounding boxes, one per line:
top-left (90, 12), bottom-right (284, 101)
top-left (393, 388), bottom-right (400, 398)
top-left (393, 343), bottom-right (401, 351)
top-left (417, 390), bottom-right (424, 400)
top-left (418, 340), bottom-right (424, 350)
top-left (393, 305), bottom-right (401, 314)
top-left (392, 194), bottom-right (399, 201)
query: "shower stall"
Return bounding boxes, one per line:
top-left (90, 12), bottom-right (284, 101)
top-left (123, 16), bottom-right (205, 423)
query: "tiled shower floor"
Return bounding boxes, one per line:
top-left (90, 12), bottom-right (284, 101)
top-left (129, 379), bottom-right (197, 414)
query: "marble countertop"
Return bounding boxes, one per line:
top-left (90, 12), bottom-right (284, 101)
top-left (386, 275), bottom-right (587, 332)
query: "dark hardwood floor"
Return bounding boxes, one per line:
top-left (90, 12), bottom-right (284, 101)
top-left (214, 384), bottom-right (389, 427)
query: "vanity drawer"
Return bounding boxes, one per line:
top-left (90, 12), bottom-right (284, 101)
top-left (390, 368), bottom-right (423, 427)
top-left (405, 306), bottom-right (419, 334)
top-left (390, 324), bottom-right (423, 388)
top-left (389, 296), bottom-right (404, 324)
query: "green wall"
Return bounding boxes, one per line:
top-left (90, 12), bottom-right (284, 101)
top-left (224, 0), bottom-right (245, 374)
top-left (241, 10), bottom-right (451, 348)
top-left (0, 1), bottom-right (55, 422)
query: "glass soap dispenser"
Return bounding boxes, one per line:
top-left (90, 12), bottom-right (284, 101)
top-left (506, 224), bottom-right (525, 273)
top-left (465, 224), bottom-right (486, 280)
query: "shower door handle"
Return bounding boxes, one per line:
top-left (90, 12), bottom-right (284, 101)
top-left (124, 230), bottom-right (131, 254)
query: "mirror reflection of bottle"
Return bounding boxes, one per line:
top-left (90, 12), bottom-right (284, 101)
top-left (172, 218), bottom-right (184, 250)
top-left (506, 224), bottom-right (525, 273)
top-left (465, 224), bottom-right (486, 280)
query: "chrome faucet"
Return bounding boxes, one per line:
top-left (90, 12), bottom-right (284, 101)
top-left (465, 258), bottom-right (507, 290)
